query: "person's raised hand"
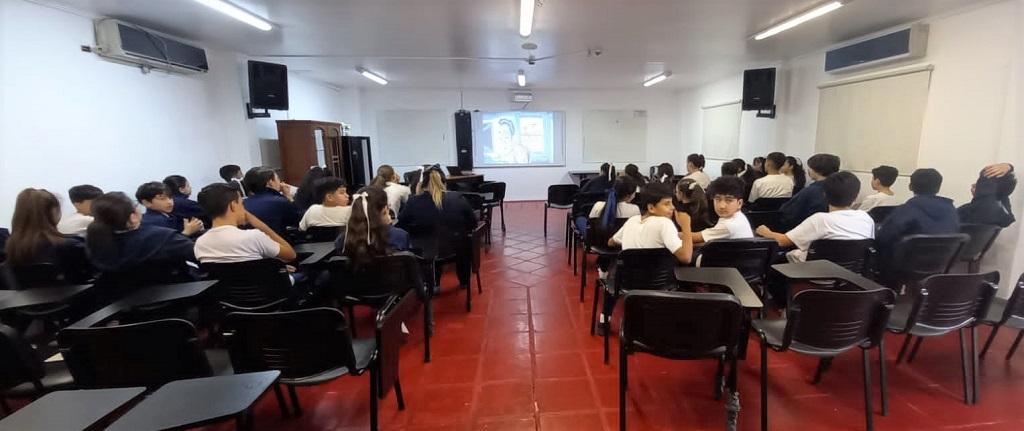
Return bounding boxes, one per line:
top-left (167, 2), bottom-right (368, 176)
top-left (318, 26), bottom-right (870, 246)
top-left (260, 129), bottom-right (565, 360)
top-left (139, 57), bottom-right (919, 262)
top-left (983, 163), bottom-right (1013, 178)
top-left (182, 218), bottom-right (203, 236)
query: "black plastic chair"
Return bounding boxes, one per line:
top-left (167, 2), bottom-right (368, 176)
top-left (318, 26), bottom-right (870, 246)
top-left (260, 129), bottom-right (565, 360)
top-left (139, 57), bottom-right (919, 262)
top-left (0, 324), bottom-right (75, 413)
top-left (747, 197), bottom-right (790, 212)
top-left (868, 206), bottom-right (896, 224)
top-left (479, 182), bottom-right (507, 233)
top-left (580, 217), bottom-right (628, 304)
top-left (58, 318), bottom-right (215, 389)
top-left (958, 224), bottom-right (1002, 273)
top-left (410, 222), bottom-right (475, 312)
top-left (744, 211), bottom-right (783, 232)
top-left (619, 291), bottom-right (745, 431)
top-left (226, 306), bottom-right (405, 431)
top-left (93, 259), bottom-right (195, 302)
top-left (884, 234), bottom-right (970, 292)
top-left (598, 248), bottom-right (679, 363)
top-left (980, 273), bottom-right (1024, 360)
top-left (0, 263), bottom-right (65, 290)
top-left (886, 272), bottom-right (999, 405)
top-left (806, 239), bottom-right (876, 288)
top-left (201, 259), bottom-right (294, 312)
top-left (568, 191), bottom-right (606, 273)
top-left (545, 184), bottom-right (579, 238)
top-left (301, 226), bottom-right (342, 243)
top-left (754, 288), bottom-right (895, 431)
top-left (697, 239), bottom-right (777, 303)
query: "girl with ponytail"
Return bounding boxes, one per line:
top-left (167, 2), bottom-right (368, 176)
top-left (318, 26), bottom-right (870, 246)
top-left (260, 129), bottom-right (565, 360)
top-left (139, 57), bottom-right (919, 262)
top-left (370, 164), bottom-right (411, 217)
top-left (86, 192), bottom-right (196, 273)
top-left (587, 177), bottom-right (641, 279)
top-left (580, 163), bottom-right (616, 193)
top-left (684, 153), bottom-right (710, 189)
top-left (335, 186), bottom-right (410, 269)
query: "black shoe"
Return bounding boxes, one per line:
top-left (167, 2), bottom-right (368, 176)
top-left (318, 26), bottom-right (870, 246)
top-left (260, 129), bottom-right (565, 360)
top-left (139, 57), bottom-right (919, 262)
top-left (594, 322), bottom-right (607, 336)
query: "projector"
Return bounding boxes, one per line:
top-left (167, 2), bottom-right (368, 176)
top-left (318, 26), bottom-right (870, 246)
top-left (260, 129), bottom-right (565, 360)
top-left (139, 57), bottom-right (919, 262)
top-left (512, 92), bottom-right (533, 103)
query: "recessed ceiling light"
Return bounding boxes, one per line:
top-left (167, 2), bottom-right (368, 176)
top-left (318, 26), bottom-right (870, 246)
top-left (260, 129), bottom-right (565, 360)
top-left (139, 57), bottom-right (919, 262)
top-left (356, 67), bottom-right (388, 85)
top-left (754, 1), bottom-right (844, 41)
top-left (520, 0), bottom-right (535, 37)
top-left (517, 70), bottom-right (527, 87)
top-left (643, 71), bottom-right (671, 87)
top-left (192, 0), bottom-right (272, 31)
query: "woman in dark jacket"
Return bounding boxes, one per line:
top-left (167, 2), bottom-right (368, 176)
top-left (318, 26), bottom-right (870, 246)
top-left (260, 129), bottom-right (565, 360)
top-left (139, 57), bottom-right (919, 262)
top-left (86, 192), bottom-right (195, 274)
top-left (958, 169), bottom-right (1016, 228)
top-left (4, 188), bottom-right (92, 284)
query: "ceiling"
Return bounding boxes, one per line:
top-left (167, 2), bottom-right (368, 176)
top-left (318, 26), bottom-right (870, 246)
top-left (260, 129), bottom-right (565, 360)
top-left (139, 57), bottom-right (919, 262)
top-left (50, 0), bottom-right (983, 89)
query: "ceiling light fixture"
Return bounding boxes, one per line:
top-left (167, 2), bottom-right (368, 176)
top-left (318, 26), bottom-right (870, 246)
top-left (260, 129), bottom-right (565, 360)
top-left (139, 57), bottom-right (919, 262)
top-left (643, 71), bottom-right (672, 87)
top-left (754, 1), bottom-right (844, 41)
top-left (192, 0), bottom-right (272, 31)
top-left (520, 0), bottom-right (535, 37)
top-left (517, 70), bottom-right (527, 87)
top-left (356, 67), bottom-right (388, 85)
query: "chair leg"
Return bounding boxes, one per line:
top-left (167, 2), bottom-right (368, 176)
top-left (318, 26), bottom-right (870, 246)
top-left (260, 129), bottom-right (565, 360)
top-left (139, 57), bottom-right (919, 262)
top-left (499, 201), bottom-right (506, 232)
top-left (604, 317), bottom-right (611, 364)
top-left (714, 356), bottom-right (725, 401)
top-left (619, 345), bottom-right (628, 431)
top-left (906, 337), bottom-right (924, 363)
top-left (896, 334), bottom-right (913, 364)
top-left (980, 325), bottom-right (1000, 359)
top-left (572, 235), bottom-right (579, 276)
top-left (369, 362), bottom-right (379, 431)
top-left (862, 348), bottom-right (874, 431)
top-left (812, 357), bottom-right (833, 385)
top-left (564, 214), bottom-right (570, 248)
top-left (476, 269), bottom-right (483, 294)
top-left (971, 325), bottom-right (979, 405)
top-left (726, 356), bottom-right (740, 431)
top-left (544, 206), bottom-right (548, 237)
top-left (287, 385), bottom-right (302, 416)
top-left (580, 250), bottom-right (588, 303)
top-left (879, 338), bottom-right (888, 416)
top-left (590, 282), bottom-right (602, 336)
top-left (760, 339), bottom-right (769, 431)
top-left (959, 328), bottom-right (970, 405)
top-left (272, 384), bottom-right (290, 418)
top-left (1006, 330), bottom-right (1024, 360)
top-left (394, 377), bottom-right (406, 410)
top-left (465, 273), bottom-right (472, 312)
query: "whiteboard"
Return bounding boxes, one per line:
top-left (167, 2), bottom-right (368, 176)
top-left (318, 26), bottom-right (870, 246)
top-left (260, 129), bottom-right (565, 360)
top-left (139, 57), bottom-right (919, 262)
top-left (582, 110), bottom-right (647, 162)
top-left (815, 67), bottom-right (932, 173)
top-left (375, 109), bottom-right (451, 167)
top-left (701, 102), bottom-right (741, 160)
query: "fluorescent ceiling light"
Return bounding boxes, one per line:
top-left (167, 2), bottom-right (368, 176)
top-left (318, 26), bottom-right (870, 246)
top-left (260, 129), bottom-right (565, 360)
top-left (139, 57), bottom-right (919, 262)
top-left (520, 0), bottom-right (535, 37)
top-left (754, 1), bottom-right (843, 40)
top-left (517, 70), bottom-right (527, 87)
top-left (643, 71), bottom-right (671, 87)
top-left (357, 67), bottom-right (388, 85)
top-left (192, 0), bottom-right (272, 31)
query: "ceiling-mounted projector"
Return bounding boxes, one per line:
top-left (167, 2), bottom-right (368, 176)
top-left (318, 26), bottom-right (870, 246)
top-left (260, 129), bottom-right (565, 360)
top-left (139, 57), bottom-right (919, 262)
top-left (512, 92), bottom-right (533, 103)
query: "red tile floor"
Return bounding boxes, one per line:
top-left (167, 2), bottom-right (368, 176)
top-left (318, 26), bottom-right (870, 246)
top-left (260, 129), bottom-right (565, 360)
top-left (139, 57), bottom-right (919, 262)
top-left (202, 202), bottom-right (1024, 431)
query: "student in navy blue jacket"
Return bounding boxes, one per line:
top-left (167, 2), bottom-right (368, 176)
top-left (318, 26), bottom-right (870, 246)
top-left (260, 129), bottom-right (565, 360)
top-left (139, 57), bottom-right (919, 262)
top-left (242, 167), bottom-right (303, 235)
top-left (163, 175), bottom-right (206, 222)
top-left (958, 165), bottom-right (1016, 228)
top-left (4, 188), bottom-right (93, 283)
top-left (136, 182), bottom-right (203, 236)
top-left (876, 168), bottom-right (960, 250)
top-left (86, 192), bottom-right (196, 273)
top-left (778, 153), bottom-right (840, 230)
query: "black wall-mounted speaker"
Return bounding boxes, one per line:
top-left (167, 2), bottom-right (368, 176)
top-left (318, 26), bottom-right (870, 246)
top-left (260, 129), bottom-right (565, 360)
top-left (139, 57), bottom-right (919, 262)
top-left (454, 110), bottom-right (473, 170)
top-left (742, 68), bottom-right (776, 111)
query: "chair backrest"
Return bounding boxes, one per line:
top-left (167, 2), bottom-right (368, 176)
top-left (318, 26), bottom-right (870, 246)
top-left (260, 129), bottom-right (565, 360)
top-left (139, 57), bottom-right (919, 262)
top-left (806, 239), bottom-right (875, 275)
top-left (479, 182), bottom-right (506, 202)
top-left (0, 324), bottom-right (44, 391)
top-left (376, 289), bottom-right (418, 396)
top-left (900, 272), bottom-right (999, 333)
top-left (697, 238), bottom-right (777, 284)
top-left (785, 288), bottom-right (895, 351)
top-left (1, 263), bottom-right (65, 289)
top-left (585, 217), bottom-right (628, 250)
top-left (612, 248), bottom-right (678, 292)
top-left (622, 291), bottom-right (744, 359)
top-left (226, 308), bottom-right (358, 379)
top-left (326, 252), bottom-right (423, 301)
top-left (94, 259), bottom-right (193, 299)
top-left (889, 234), bottom-right (970, 282)
top-left (571, 191), bottom-right (606, 220)
top-left (997, 273), bottom-right (1024, 326)
top-left (958, 223), bottom-right (1002, 263)
top-left (748, 197), bottom-right (789, 212)
top-left (201, 259), bottom-right (292, 311)
top-left (461, 193), bottom-right (485, 211)
top-left (58, 318), bottom-right (212, 388)
top-left (303, 226), bottom-right (341, 243)
top-left (402, 170), bottom-right (420, 188)
top-left (868, 206), bottom-right (896, 224)
top-left (547, 184), bottom-right (580, 206)
top-left (744, 210), bottom-right (783, 232)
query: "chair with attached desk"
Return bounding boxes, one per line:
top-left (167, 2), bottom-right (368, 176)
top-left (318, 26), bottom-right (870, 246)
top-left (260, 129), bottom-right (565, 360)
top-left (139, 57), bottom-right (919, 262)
top-left (410, 222), bottom-right (475, 312)
top-left (201, 258), bottom-right (296, 313)
top-left (696, 238), bottom-right (777, 307)
top-left (568, 191), bottom-right (606, 274)
top-left (868, 206), bottom-right (896, 224)
top-left (958, 224), bottom-right (1002, 273)
top-left (744, 210), bottom-right (784, 232)
top-left (298, 226), bottom-right (342, 244)
top-left (580, 217), bottom-right (627, 305)
top-left (980, 273), bottom-right (1024, 360)
top-left (805, 239), bottom-right (876, 290)
top-left (0, 323), bottom-right (75, 414)
top-left (598, 248), bottom-right (679, 364)
top-left (544, 184), bottom-right (579, 239)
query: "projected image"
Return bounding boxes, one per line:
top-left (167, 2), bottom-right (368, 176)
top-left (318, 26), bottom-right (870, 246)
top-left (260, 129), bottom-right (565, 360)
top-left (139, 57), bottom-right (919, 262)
top-left (477, 112), bottom-right (557, 166)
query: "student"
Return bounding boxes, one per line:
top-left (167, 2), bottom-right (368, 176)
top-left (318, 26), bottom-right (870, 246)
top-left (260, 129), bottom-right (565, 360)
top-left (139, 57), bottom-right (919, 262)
top-left (957, 168), bottom-right (1017, 228)
top-left (693, 176), bottom-right (753, 244)
top-left (674, 178), bottom-right (713, 232)
top-left (589, 177), bottom-right (641, 279)
top-left (779, 154), bottom-right (841, 230)
top-left (86, 192), bottom-right (196, 273)
top-left (720, 161), bottom-right (741, 177)
top-left (58, 184), bottom-right (103, 236)
top-left (652, 163), bottom-right (675, 185)
top-left (683, 154), bottom-right (711, 189)
top-left (876, 168), bottom-right (959, 249)
top-left (299, 177), bottom-right (352, 230)
top-left (219, 164), bottom-right (245, 195)
top-left (242, 167), bottom-right (303, 235)
top-left (782, 156), bottom-right (807, 195)
top-left (4, 188), bottom-right (92, 283)
top-left (335, 186), bottom-right (411, 266)
top-left (752, 157), bottom-right (767, 176)
top-left (622, 164), bottom-right (648, 186)
top-left (581, 163), bottom-right (615, 193)
top-left (194, 183), bottom-right (297, 264)
top-left (734, 157), bottom-right (758, 200)
top-left (136, 182), bottom-right (203, 236)
top-left (756, 171), bottom-right (874, 262)
top-left (749, 152), bottom-right (794, 202)
top-left (855, 165), bottom-right (901, 212)
top-left (163, 175), bottom-right (205, 221)
top-left (369, 164), bottom-right (412, 217)
top-left (293, 167), bottom-right (331, 212)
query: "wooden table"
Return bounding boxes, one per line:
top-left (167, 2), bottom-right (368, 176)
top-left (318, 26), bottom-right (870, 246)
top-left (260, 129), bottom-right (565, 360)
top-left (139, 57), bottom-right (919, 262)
top-left (0, 387), bottom-right (145, 431)
top-left (294, 241), bottom-right (337, 266)
top-left (674, 267), bottom-right (764, 309)
top-left (69, 280), bottom-right (217, 328)
top-left (106, 371), bottom-right (280, 431)
top-left (771, 260), bottom-right (886, 291)
top-left (0, 284), bottom-right (93, 312)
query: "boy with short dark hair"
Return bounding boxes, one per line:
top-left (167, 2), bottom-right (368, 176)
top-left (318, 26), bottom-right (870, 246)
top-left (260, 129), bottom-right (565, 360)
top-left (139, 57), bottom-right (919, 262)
top-left (749, 152), bottom-right (794, 202)
top-left (58, 184), bottom-right (103, 236)
top-left (219, 164), bottom-right (245, 195)
top-left (694, 176), bottom-right (753, 244)
top-left (194, 183), bottom-right (296, 264)
top-left (136, 182), bottom-right (202, 236)
top-left (876, 168), bottom-right (959, 247)
top-left (856, 165), bottom-right (901, 211)
top-left (299, 177), bottom-right (352, 230)
top-left (779, 153), bottom-right (841, 229)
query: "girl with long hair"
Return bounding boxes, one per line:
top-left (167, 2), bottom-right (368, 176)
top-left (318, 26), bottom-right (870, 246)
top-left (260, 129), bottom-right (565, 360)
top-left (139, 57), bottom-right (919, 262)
top-left (163, 175), bottom-right (205, 222)
top-left (336, 186), bottom-right (411, 268)
top-left (782, 156), bottom-right (807, 194)
top-left (370, 164), bottom-right (411, 218)
top-left (86, 192), bottom-right (195, 273)
top-left (674, 179), bottom-right (713, 231)
top-left (4, 188), bottom-right (92, 283)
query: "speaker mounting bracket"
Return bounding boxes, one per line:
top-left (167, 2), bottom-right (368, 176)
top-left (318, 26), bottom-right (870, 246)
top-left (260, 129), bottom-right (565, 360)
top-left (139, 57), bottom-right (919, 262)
top-left (246, 103), bottom-right (270, 119)
top-left (755, 105), bottom-right (776, 119)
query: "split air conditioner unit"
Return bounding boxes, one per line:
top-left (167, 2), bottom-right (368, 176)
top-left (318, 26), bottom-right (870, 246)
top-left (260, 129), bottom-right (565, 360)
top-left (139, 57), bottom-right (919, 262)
top-left (93, 18), bottom-right (209, 74)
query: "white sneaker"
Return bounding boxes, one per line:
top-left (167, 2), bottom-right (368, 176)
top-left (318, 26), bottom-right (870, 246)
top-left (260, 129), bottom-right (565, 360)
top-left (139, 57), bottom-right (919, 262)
top-left (598, 269), bottom-right (608, 280)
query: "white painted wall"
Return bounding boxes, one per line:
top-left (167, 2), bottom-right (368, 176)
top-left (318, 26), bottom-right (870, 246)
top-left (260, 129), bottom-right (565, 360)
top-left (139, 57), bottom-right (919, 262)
top-left (0, 0), bottom-right (358, 225)
top-left (358, 88), bottom-right (681, 201)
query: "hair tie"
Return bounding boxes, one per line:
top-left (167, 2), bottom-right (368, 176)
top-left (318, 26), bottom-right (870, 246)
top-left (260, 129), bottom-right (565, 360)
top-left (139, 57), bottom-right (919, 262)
top-left (342, 192), bottom-right (372, 252)
top-left (607, 163), bottom-right (614, 181)
top-left (661, 174), bottom-right (668, 183)
top-left (417, 166), bottom-right (426, 189)
top-left (688, 181), bottom-right (698, 190)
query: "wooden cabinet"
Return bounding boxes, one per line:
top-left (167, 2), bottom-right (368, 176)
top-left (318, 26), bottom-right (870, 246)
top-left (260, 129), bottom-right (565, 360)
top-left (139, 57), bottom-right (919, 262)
top-left (275, 120), bottom-right (345, 185)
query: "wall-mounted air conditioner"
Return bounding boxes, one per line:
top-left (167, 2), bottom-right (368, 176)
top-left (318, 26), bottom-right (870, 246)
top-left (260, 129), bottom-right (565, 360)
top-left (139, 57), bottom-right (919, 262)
top-left (94, 18), bottom-right (209, 74)
top-left (825, 24), bottom-right (928, 74)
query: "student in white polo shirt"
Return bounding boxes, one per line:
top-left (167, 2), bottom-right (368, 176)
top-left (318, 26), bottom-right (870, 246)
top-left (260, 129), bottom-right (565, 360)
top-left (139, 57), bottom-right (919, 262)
top-left (749, 152), bottom-right (795, 203)
top-left (694, 176), bottom-right (754, 244)
top-left (194, 183), bottom-right (297, 265)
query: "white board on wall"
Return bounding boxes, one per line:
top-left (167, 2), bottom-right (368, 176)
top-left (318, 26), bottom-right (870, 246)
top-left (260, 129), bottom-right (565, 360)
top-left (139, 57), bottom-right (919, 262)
top-left (701, 101), bottom-right (742, 160)
top-left (815, 65), bottom-right (933, 173)
top-left (375, 109), bottom-right (451, 166)
top-left (582, 110), bottom-right (647, 162)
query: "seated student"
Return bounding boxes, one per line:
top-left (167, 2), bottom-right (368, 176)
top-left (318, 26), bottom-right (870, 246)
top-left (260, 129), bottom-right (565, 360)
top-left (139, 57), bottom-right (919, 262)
top-left (733, 158), bottom-right (758, 200)
top-left (683, 154), bottom-right (711, 189)
top-left (756, 171), bottom-right (874, 263)
top-left (958, 167), bottom-right (1017, 228)
top-left (242, 167), bottom-right (303, 235)
top-left (219, 164), bottom-right (246, 195)
top-left (4, 188), bottom-right (92, 283)
top-left (749, 152), bottom-right (794, 202)
top-left (163, 175), bottom-right (205, 222)
top-left (674, 178), bottom-right (713, 232)
top-left (299, 177), bottom-right (352, 230)
top-left (86, 192), bottom-right (196, 273)
top-left (720, 161), bottom-right (741, 177)
top-left (752, 157), bottom-right (767, 177)
top-left (369, 164), bottom-right (411, 218)
top-left (335, 186), bottom-right (411, 259)
top-left (855, 165), bottom-right (901, 212)
top-left (589, 177), bottom-right (641, 279)
top-left (782, 156), bottom-right (807, 195)
top-left (779, 153), bottom-right (841, 230)
top-left (293, 167), bottom-right (331, 212)
top-left (622, 163), bottom-right (649, 186)
top-left (194, 183), bottom-right (297, 265)
top-left (581, 163), bottom-right (616, 193)
top-left (693, 176), bottom-right (754, 244)
top-left (58, 184), bottom-right (103, 236)
top-left (876, 168), bottom-right (960, 250)
top-left (652, 162), bottom-right (675, 185)
top-left (136, 182), bottom-right (203, 236)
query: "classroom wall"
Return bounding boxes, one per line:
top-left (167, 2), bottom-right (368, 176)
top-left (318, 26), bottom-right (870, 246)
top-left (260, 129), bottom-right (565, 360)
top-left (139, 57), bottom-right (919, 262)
top-left (677, 0), bottom-right (1024, 293)
top-left (357, 88), bottom-right (682, 201)
top-left (0, 0), bottom-right (357, 225)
